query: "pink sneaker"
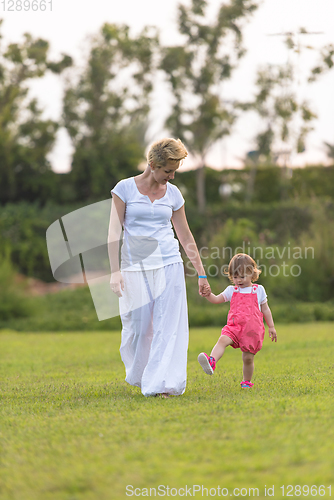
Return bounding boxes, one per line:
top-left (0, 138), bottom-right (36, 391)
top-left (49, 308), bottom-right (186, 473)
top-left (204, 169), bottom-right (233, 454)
top-left (240, 380), bottom-right (254, 388)
top-left (198, 352), bottom-right (216, 375)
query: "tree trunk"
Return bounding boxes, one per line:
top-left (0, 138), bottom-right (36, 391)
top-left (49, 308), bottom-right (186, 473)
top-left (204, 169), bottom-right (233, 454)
top-left (245, 163), bottom-right (257, 203)
top-left (196, 162), bottom-right (206, 214)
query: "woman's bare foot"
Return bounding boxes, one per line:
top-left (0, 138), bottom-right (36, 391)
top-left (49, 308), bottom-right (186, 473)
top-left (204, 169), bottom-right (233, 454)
top-left (155, 393), bottom-right (170, 399)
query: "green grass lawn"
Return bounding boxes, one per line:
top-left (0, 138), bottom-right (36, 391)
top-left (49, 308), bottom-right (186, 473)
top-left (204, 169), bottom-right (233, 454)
top-left (1, 323), bottom-right (333, 500)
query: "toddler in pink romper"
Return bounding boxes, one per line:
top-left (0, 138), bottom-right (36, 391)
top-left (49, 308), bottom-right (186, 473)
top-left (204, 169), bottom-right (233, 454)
top-left (223, 284), bottom-right (265, 355)
top-left (198, 253), bottom-right (277, 388)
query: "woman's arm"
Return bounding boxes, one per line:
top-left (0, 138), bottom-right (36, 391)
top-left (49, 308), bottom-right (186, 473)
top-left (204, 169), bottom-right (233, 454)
top-left (261, 301), bottom-right (277, 342)
top-left (171, 206), bottom-right (211, 297)
top-left (108, 194), bottom-right (125, 296)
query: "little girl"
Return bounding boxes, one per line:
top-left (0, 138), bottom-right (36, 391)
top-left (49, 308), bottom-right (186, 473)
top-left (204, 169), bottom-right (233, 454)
top-left (198, 253), bottom-right (277, 388)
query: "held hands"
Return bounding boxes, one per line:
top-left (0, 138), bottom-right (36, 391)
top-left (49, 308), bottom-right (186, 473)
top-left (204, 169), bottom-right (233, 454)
top-left (198, 277), bottom-right (211, 297)
top-left (110, 271), bottom-right (124, 297)
top-left (269, 327), bottom-right (277, 342)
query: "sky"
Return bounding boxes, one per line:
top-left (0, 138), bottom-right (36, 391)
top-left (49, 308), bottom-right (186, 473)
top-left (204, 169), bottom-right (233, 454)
top-left (1, 0), bottom-right (334, 172)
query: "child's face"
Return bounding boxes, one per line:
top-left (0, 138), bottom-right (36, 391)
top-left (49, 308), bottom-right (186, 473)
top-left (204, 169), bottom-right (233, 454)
top-left (233, 272), bottom-right (253, 288)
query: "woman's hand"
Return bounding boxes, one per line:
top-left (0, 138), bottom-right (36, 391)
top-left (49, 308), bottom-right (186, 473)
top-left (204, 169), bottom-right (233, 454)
top-left (198, 277), bottom-right (211, 297)
top-left (110, 271), bottom-right (124, 297)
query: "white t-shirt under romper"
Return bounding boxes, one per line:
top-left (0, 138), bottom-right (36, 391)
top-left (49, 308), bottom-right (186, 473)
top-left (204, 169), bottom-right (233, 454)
top-left (111, 177), bottom-right (189, 397)
top-left (221, 285), bottom-right (267, 310)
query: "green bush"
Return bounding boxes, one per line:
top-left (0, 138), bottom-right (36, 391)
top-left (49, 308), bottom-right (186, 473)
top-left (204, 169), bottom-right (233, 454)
top-left (188, 299), bottom-right (334, 328)
top-left (173, 165), bottom-right (334, 206)
top-left (0, 252), bottom-right (36, 320)
top-left (0, 201), bottom-right (87, 282)
top-left (0, 276), bottom-right (333, 331)
top-left (0, 192), bottom-right (332, 287)
top-left (0, 167), bottom-right (333, 319)
top-left (0, 286), bottom-right (121, 332)
top-left (185, 273), bottom-right (334, 329)
top-left (183, 200), bottom-right (334, 303)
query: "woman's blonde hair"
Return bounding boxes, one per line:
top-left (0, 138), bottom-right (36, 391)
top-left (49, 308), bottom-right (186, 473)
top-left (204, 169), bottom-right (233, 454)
top-left (147, 138), bottom-right (188, 168)
top-left (225, 253), bottom-right (261, 283)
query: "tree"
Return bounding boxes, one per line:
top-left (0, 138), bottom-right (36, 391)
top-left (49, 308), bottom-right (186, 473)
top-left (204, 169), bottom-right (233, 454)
top-left (308, 43), bottom-right (334, 82)
top-left (308, 43), bottom-right (334, 163)
top-left (0, 20), bottom-right (72, 204)
top-left (246, 64), bottom-right (316, 158)
top-left (324, 142), bottom-right (334, 162)
top-left (240, 28), bottom-right (327, 201)
top-left (160, 0), bottom-right (258, 213)
top-left (63, 23), bottom-right (159, 201)
top-left (241, 63), bottom-right (317, 201)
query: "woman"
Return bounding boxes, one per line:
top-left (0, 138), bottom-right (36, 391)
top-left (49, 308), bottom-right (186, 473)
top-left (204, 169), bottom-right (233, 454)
top-left (108, 138), bottom-right (210, 398)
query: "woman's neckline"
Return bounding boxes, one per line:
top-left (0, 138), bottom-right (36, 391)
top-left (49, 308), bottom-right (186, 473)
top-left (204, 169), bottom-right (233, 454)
top-left (132, 176), bottom-right (168, 204)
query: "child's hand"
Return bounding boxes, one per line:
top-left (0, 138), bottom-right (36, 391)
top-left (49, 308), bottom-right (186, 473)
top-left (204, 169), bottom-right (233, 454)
top-left (199, 280), bottom-right (211, 297)
top-left (200, 285), bottom-right (211, 297)
top-left (269, 327), bottom-right (277, 342)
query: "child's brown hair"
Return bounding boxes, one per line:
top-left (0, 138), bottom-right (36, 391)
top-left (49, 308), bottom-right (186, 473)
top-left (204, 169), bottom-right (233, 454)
top-left (225, 253), bottom-right (261, 283)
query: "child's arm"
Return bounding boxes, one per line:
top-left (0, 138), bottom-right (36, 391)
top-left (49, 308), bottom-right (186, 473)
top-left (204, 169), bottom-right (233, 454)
top-left (205, 293), bottom-right (226, 304)
top-left (261, 302), bottom-right (277, 342)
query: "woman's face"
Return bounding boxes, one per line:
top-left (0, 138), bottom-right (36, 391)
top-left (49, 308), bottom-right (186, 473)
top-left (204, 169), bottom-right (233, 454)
top-left (151, 160), bottom-right (179, 185)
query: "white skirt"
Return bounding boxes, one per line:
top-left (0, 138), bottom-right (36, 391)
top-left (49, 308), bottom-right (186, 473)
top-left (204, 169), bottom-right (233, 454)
top-left (118, 263), bottom-right (189, 397)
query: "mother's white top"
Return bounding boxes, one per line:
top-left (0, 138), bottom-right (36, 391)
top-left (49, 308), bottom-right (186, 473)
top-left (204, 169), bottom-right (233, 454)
top-left (111, 177), bottom-right (185, 271)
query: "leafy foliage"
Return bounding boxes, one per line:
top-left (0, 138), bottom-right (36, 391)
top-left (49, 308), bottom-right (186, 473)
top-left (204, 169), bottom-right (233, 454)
top-left (324, 141), bottom-right (334, 160)
top-left (242, 64), bottom-right (317, 164)
top-left (0, 249), bottom-right (36, 320)
top-left (0, 201), bottom-right (86, 281)
top-left (309, 43), bottom-right (334, 82)
top-left (160, 0), bottom-right (258, 211)
top-left (0, 20), bottom-right (72, 204)
top-left (63, 23), bottom-right (159, 201)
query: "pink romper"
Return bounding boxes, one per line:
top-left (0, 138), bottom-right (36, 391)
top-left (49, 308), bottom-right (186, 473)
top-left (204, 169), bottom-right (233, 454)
top-left (221, 284), bottom-right (265, 355)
